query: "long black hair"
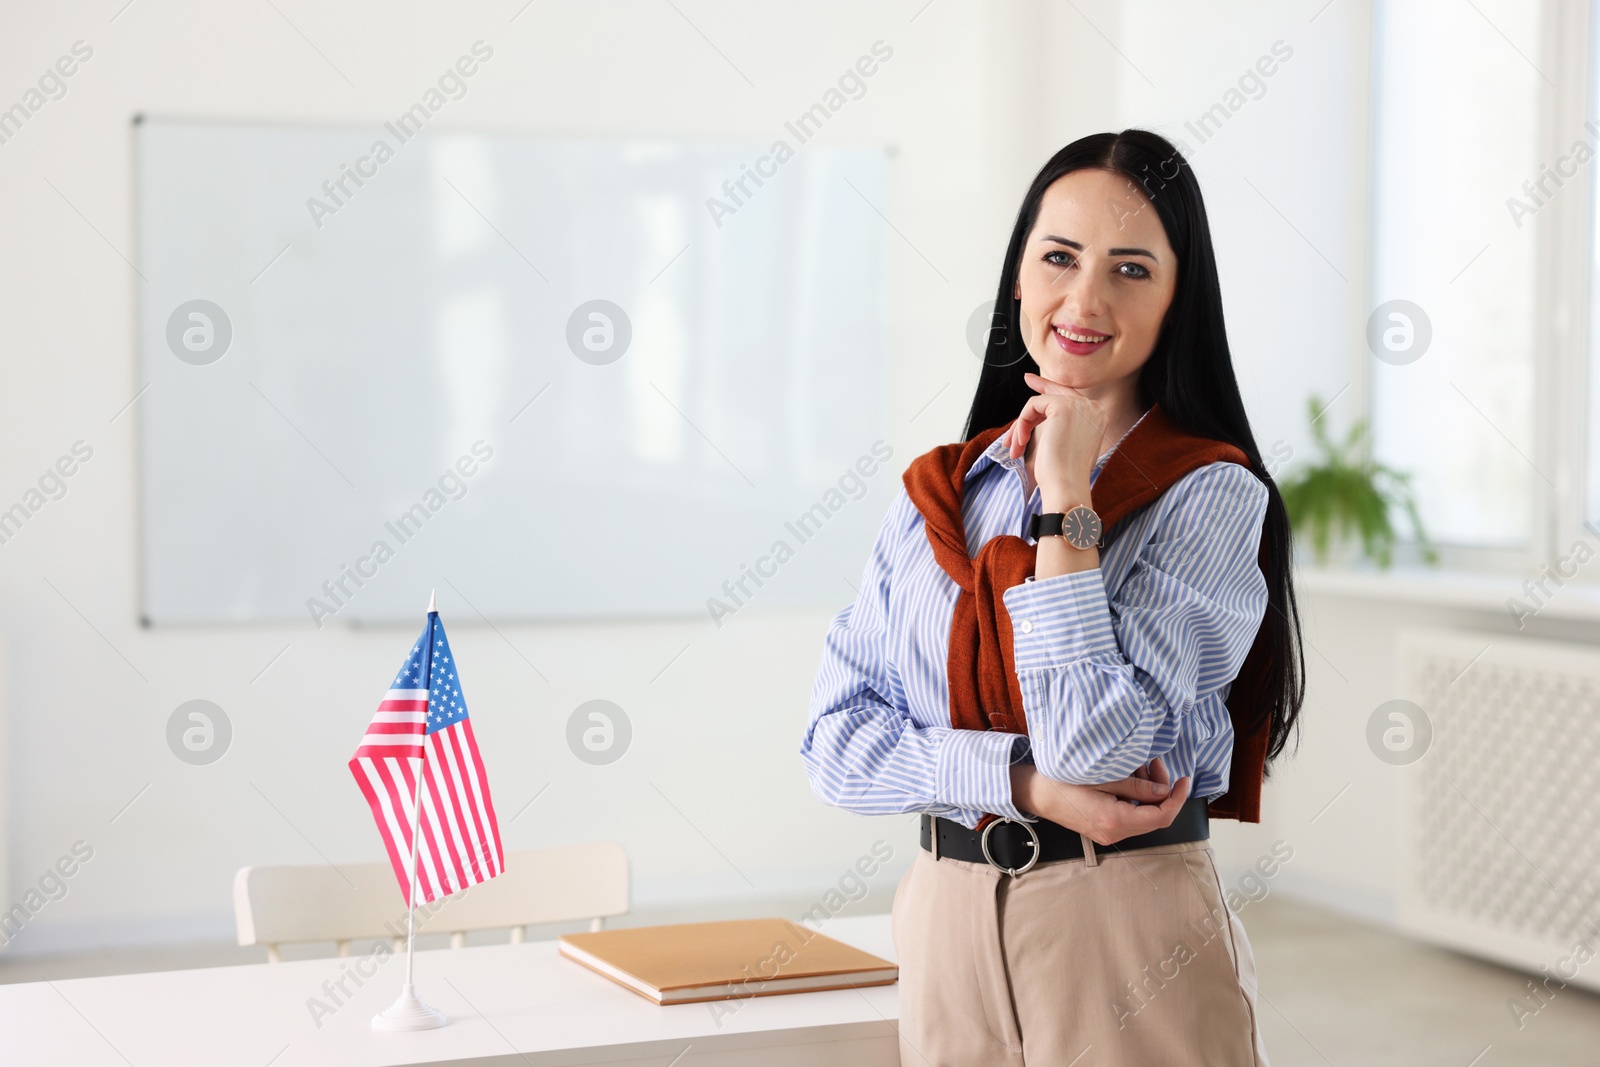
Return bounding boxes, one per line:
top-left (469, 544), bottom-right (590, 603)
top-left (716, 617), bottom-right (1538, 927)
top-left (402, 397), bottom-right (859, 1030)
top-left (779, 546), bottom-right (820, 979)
top-left (964, 128), bottom-right (1304, 768)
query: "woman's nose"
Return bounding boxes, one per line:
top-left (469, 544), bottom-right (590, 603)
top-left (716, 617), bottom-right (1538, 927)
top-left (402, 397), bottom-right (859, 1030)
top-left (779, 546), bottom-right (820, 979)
top-left (1056, 270), bottom-right (1108, 321)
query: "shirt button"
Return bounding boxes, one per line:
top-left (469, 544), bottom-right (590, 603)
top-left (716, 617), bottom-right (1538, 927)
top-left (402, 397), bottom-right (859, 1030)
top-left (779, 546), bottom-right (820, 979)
top-left (1018, 619), bottom-right (1034, 634)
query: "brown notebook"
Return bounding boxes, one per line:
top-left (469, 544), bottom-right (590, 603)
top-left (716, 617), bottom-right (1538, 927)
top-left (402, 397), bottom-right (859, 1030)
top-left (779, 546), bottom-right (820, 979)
top-left (558, 917), bottom-right (898, 1005)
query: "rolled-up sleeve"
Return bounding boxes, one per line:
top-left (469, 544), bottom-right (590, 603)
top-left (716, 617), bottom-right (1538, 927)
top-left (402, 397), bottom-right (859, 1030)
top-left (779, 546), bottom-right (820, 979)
top-left (1000, 462), bottom-right (1270, 785)
top-left (800, 486), bottom-right (1035, 825)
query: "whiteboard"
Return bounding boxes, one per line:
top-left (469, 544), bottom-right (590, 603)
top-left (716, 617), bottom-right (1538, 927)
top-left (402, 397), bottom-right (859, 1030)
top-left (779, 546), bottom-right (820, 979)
top-left (135, 117), bottom-right (892, 625)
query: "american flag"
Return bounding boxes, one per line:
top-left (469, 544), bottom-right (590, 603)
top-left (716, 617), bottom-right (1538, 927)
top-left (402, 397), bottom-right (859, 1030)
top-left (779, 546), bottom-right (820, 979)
top-left (349, 609), bottom-right (504, 906)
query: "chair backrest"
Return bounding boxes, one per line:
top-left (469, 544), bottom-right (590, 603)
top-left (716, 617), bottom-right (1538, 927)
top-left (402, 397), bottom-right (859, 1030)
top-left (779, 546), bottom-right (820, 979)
top-left (233, 842), bottom-right (629, 962)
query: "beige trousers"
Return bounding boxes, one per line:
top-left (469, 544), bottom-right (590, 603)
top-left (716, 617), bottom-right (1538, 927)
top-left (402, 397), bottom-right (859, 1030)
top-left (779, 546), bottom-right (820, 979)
top-left (891, 833), bottom-right (1269, 1066)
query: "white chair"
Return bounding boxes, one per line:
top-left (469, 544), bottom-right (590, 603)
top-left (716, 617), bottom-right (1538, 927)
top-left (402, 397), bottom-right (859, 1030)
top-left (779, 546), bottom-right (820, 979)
top-left (233, 843), bottom-right (629, 963)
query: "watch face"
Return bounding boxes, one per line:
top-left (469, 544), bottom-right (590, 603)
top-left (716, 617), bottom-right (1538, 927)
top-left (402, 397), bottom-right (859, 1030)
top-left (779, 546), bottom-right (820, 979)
top-left (1062, 505), bottom-right (1102, 549)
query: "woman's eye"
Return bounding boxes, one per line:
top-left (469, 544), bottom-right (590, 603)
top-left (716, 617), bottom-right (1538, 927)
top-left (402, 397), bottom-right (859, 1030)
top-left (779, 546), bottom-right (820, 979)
top-left (1041, 251), bottom-right (1149, 280)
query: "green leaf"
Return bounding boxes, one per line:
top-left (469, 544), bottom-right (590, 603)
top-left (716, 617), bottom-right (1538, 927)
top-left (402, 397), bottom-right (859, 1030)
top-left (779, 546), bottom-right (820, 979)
top-left (1278, 395), bottom-right (1438, 568)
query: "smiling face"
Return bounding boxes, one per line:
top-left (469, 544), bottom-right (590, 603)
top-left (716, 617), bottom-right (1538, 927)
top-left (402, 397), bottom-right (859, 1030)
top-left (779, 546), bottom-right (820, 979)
top-left (1012, 167), bottom-right (1178, 399)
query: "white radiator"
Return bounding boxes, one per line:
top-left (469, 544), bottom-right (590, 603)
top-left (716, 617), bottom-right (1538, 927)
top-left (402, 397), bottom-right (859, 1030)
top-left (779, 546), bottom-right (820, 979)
top-left (1398, 629), bottom-right (1600, 993)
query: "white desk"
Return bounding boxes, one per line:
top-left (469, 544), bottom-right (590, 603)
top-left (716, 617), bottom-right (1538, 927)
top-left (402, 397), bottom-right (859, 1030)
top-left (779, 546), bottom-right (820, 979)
top-left (0, 914), bottom-right (900, 1066)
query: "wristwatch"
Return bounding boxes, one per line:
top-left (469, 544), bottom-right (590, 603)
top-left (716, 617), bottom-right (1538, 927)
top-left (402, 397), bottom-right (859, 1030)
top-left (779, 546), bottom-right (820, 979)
top-left (1029, 505), bottom-right (1103, 550)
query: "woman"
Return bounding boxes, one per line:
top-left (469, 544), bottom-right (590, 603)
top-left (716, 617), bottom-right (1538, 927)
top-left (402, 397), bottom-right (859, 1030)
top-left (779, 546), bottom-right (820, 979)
top-left (799, 128), bottom-right (1304, 1066)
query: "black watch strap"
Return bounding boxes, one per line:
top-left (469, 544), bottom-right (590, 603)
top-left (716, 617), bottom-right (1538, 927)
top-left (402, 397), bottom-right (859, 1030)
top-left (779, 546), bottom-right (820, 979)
top-left (1028, 505), bottom-right (1104, 549)
top-left (1029, 512), bottom-right (1067, 539)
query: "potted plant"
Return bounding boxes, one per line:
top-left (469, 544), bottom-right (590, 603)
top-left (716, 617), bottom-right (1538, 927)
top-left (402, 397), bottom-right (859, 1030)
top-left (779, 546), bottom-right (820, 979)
top-left (1278, 395), bottom-right (1438, 568)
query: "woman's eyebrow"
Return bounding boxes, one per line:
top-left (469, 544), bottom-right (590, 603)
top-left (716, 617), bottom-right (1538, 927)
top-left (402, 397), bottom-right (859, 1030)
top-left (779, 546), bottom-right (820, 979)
top-left (1040, 234), bottom-right (1158, 261)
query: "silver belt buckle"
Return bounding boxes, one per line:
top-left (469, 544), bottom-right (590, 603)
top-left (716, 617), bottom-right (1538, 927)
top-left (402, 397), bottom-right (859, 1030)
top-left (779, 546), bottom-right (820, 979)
top-left (980, 816), bottom-right (1040, 876)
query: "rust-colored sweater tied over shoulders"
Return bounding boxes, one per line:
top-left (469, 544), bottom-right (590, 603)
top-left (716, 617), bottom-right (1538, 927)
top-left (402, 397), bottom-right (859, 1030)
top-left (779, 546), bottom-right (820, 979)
top-left (901, 402), bottom-right (1274, 831)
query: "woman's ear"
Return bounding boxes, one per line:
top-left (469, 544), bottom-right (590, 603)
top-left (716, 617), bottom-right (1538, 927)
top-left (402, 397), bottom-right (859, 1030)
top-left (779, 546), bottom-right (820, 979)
top-left (1013, 279), bottom-right (1020, 300)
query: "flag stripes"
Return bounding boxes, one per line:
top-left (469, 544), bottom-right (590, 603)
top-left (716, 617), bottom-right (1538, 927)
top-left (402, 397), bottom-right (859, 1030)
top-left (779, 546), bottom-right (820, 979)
top-left (349, 615), bottom-right (503, 907)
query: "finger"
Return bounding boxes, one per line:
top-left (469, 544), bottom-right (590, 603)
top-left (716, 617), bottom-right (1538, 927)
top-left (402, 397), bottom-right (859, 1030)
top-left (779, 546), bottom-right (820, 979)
top-left (1023, 371), bottom-right (1074, 397)
top-left (1119, 774), bottom-right (1191, 827)
top-left (1026, 372), bottom-right (1094, 405)
top-left (1146, 756), bottom-right (1171, 788)
top-left (1096, 776), bottom-right (1171, 802)
top-left (1016, 396), bottom-right (1051, 434)
top-left (1102, 780), bottom-right (1192, 841)
top-left (1007, 397), bottom-right (1052, 456)
top-left (1004, 411), bottom-right (1028, 456)
top-left (1100, 782), bottom-right (1168, 805)
top-left (1128, 757), bottom-right (1164, 784)
top-left (1155, 775), bottom-right (1192, 816)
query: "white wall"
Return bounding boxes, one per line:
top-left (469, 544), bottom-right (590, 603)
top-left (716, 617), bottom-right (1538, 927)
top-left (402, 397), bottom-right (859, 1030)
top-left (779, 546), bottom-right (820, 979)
top-left (0, 0), bottom-right (1413, 956)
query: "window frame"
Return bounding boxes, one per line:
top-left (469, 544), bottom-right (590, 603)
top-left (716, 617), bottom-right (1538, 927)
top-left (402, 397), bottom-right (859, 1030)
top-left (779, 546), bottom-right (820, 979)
top-left (1549, 0), bottom-right (1596, 571)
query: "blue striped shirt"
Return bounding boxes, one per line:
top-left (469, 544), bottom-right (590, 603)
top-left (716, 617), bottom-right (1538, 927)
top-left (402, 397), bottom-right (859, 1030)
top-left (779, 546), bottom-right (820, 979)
top-left (799, 415), bottom-right (1271, 830)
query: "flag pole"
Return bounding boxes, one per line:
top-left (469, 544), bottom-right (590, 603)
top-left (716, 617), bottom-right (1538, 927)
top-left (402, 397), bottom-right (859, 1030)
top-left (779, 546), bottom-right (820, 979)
top-left (372, 590), bottom-right (448, 1032)
top-left (403, 598), bottom-right (433, 985)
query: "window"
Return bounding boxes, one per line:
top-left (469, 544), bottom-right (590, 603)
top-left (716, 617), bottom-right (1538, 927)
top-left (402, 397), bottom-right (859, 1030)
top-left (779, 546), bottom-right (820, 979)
top-left (1368, 0), bottom-right (1545, 558)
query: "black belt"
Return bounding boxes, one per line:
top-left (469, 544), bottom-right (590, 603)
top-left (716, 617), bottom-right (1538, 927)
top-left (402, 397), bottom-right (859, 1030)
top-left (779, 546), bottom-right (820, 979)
top-left (919, 796), bottom-right (1210, 875)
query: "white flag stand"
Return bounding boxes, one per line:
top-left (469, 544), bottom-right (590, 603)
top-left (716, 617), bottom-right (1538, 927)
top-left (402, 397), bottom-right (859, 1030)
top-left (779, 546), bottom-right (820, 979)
top-left (373, 590), bottom-right (448, 1032)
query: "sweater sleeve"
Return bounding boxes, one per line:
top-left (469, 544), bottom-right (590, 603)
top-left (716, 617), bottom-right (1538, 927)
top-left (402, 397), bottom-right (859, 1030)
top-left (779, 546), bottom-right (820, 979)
top-left (800, 486), bottom-right (1036, 826)
top-left (999, 461), bottom-right (1270, 785)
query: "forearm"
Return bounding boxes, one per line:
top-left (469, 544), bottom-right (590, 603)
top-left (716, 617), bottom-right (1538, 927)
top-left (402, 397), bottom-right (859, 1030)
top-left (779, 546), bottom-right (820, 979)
top-left (801, 708), bottom-right (1035, 822)
top-left (1009, 760), bottom-right (1042, 817)
top-left (1034, 536), bottom-right (1099, 579)
top-left (1003, 555), bottom-right (1170, 783)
